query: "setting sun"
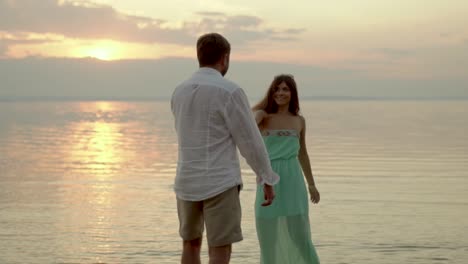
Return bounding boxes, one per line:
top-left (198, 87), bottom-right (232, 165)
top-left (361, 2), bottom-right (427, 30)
top-left (87, 47), bottom-right (113, 61)
top-left (77, 41), bottom-right (121, 61)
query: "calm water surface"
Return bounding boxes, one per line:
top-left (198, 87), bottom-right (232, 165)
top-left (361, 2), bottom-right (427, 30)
top-left (0, 100), bottom-right (467, 263)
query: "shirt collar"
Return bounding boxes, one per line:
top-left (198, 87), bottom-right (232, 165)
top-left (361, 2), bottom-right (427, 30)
top-left (197, 67), bottom-right (222, 77)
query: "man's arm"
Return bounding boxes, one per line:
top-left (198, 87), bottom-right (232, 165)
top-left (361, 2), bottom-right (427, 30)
top-left (223, 89), bottom-right (280, 186)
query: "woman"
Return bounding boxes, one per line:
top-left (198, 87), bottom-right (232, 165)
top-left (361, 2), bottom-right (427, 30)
top-left (253, 74), bottom-right (320, 264)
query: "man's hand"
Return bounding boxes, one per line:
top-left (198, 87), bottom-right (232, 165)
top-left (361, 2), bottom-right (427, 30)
top-left (262, 184), bottom-right (275, 206)
top-left (308, 185), bottom-right (320, 204)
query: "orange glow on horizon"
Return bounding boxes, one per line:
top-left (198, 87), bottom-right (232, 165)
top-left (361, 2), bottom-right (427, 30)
top-left (73, 40), bottom-right (124, 61)
top-left (3, 32), bottom-right (193, 61)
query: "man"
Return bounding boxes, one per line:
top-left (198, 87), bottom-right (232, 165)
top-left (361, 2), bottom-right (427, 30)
top-left (171, 32), bottom-right (280, 264)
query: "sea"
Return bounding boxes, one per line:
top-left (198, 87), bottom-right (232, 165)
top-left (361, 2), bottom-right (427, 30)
top-left (0, 99), bottom-right (467, 264)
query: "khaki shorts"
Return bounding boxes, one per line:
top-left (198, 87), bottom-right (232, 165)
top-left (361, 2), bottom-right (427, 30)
top-left (177, 185), bottom-right (243, 247)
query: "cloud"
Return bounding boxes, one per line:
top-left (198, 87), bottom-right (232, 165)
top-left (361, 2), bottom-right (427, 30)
top-left (0, 32), bottom-right (61, 45)
top-left (226, 15), bottom-right (262, 28)
top-left (0, 31), bottom-right (63, 57)
top-left (0, 0), bottom-right (193, 45)
top-left (439, 32), bottom-right (451, 38)
top-left (283, 28), bottom-right (307, 35)
top-left (0, 0), bottom-right (304, 46)
top-left (0, 31), bottom-right (59, 58)
top-left (188, 14), bottom-right (304, 45)
top-left (196, 11), bottom-right (225, 17)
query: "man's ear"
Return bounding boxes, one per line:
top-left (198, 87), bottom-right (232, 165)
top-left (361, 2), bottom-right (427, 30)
top-left (223, 53), bottom-right (229, 65)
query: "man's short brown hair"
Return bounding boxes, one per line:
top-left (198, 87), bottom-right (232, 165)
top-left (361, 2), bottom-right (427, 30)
top-left (196, 33), bottom-right (231, 67)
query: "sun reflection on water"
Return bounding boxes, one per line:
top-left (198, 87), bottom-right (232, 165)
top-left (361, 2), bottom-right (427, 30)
top-left (61, 102), bottom-right (128, 257)
top-left (66, 102), bottom-right (130, 178)
top-left (0, 100), bottom-right (181, 263)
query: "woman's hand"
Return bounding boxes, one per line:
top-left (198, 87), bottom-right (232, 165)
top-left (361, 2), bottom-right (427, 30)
top-left (308, 185), bottom-right (320, 204)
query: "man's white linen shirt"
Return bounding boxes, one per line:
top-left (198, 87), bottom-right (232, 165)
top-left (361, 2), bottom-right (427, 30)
top-left (171, 67), bottom-right (280, 201)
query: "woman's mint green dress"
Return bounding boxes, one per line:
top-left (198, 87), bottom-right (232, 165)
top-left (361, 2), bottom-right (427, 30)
top-left (255, 130), bottom-right (320, 264)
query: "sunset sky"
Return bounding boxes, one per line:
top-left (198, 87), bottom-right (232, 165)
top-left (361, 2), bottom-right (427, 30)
top-left (0, 0), bottom-right (467, 98)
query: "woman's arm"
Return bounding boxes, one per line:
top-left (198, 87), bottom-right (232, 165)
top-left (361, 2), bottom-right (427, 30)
top-left (254, 109), bottom-right (267, 126)
top-left (298, 116), bottom-right (320, 203)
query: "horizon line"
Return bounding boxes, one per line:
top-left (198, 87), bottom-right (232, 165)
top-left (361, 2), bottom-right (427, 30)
top-left (1, 95), bottom-right (467, 102)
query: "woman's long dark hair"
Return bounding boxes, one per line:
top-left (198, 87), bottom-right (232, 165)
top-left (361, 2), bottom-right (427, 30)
top-left (252, 74), bottom-right (300, 115)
